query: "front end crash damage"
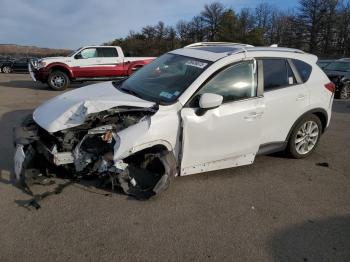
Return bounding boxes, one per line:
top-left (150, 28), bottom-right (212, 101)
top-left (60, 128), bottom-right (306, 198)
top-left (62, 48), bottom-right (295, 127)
top-left (13, 106), bottom-right (177, 202)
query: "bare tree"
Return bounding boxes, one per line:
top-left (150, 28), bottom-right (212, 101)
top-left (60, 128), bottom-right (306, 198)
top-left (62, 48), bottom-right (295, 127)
top-left (189, 16), bottom-right (206, 42)
top-left (104, 0), bottom-right (350, 57)
top-left (218, 9), bottom-right (238, 42)
top-left (336, 0), bottom-right (350, 55)
top-left (176, 20), bottom-right (191, 44)
top-left (237, 8), bottom-right (255, 42)
top-left (298, 0), bottom-right (328, 53)
top-left (255, 2), bottom-right (273, 29)
top-left (141, 26), bottom-right (157, 39)
top-left (200, 2), bottom-right (225, 40)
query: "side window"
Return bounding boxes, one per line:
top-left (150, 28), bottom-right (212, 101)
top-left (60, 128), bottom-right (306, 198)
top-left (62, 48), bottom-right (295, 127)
top-left (262, 59), bottom-right (296, 91)
top-left (80, 48), bottom-right (98, 59)
top-left (196, 61), bottom-right (256, 103)
top-left (292, 59), bottom-right (312, 82)
top-left (98, 48), bottom-right (119, 57)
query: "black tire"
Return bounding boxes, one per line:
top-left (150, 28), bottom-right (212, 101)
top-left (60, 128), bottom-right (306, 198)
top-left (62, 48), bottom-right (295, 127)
top-left (119, 151), bottom-right (177, 199)
top-left (340, 83), bottom-right (350, 99)
top-left (287, 114), bottom-right (322, 159)
top-left (47, 70), bottom-right (69, 90)
top-left (2, 65), bottom-right (12, 74)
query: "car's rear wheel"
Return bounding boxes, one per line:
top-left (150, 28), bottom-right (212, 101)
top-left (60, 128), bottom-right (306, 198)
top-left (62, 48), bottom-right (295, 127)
top-left (47, 71), bottom-right (69, 90)
top-left (2, 66), bottom-right (12, 73)
top-left (287, 114), bottom-right (322, 158)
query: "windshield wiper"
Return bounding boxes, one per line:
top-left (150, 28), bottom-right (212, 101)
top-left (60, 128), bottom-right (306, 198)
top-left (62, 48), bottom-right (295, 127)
top-left (113, 81), bottom-right (165, 104)
top-left (112, 79), bottom-right (126, 88)
top-left (118, 86), bottom-right (143, 99)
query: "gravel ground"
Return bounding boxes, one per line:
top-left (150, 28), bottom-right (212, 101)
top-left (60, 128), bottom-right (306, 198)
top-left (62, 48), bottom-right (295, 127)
top-left (0, 73), bottom-right (349, 262)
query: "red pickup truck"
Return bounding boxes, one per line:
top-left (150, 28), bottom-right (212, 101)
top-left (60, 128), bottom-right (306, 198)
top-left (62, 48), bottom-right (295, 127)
top-left (29, 46), bottom-right (155, 90)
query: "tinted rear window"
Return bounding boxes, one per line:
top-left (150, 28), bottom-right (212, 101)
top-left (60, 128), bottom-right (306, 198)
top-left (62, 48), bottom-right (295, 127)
top-left (262, 59), bottom-right (296, 91)
top-left (292, 59), bottom-right (312, 82)
top-left (98, 48), bottom-right (119, 57)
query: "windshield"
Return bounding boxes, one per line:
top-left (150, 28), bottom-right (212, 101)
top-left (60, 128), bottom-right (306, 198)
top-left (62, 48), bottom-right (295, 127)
top-left (67, 47), bottom-right (82, 57)
top-left (324, 61), bottom-right (350, 71)
top-left (117, 53), bottom-right (212, 104)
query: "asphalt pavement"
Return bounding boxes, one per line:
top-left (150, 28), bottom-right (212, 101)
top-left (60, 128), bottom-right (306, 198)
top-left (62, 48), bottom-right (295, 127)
top-left (0, 73), bottom-right (349, 262)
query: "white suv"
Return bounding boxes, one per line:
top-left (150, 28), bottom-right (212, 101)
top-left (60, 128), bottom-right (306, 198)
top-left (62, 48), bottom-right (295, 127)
top-left (14, 42), bottom-right (334, 199)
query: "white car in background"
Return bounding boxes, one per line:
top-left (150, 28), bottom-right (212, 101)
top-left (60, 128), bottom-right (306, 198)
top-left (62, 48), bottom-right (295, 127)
top-left (14, 42), bottom-right (334, 199)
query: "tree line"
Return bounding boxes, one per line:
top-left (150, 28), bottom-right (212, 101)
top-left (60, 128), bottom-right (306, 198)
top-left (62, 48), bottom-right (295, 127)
top-left (106, 0), bottom-right (350, 58)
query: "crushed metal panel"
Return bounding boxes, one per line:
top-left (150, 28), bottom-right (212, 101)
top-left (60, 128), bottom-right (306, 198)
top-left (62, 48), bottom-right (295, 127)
top-left (33, 82), bottom-right (155, 132)
top-left (113, 106), bottom-right (180, 161)
top-left (53, 152), bottom-right (74, 165)
top-left (13, 100), bottom-right (180, 203)
top-left (14, 145), bottom-right (26, 180)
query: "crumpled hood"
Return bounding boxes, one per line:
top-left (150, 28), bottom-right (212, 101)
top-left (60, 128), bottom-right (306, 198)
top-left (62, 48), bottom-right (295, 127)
top-left (33, 82), bottom-right (155, 133)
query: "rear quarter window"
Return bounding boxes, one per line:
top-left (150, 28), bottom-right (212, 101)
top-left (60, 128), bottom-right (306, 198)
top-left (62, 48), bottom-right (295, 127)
top-left (98, 48), bottom-right (119, 57)
top-left (292, 59), bottom-right (312, 82)
top-left (261, 59), bottom-right (296, 91)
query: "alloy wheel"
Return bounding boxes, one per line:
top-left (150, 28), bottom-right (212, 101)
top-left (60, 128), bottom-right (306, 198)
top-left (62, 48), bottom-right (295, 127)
top-left (51, 75), bottom-right (65, 89)
top-left (340, 84), bottom-right (350, 99)
top-left (294, 120), bottom-right (319, 155)
top-left (2, 66), bottom-right (11, 73)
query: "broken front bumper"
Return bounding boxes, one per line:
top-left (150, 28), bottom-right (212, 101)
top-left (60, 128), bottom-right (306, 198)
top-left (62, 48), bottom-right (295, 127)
top-left (13, 116), bottom-right (177, 201)
top-left (14, 144), bottom-right (26, 181)
top-left (28, 62), bottom-right (49, 83)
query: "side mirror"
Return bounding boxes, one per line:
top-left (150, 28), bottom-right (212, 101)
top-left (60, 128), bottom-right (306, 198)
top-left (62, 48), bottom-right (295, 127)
top-left (197, 93), bottom-right (223, 116)
top-left (199, 93), bottom-right (223, 109)
top-left (74, 53), bottom-right (82, 59)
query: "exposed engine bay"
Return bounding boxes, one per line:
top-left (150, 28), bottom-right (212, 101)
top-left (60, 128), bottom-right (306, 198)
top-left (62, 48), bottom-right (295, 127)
top-left (13, 106), bottom-right (177, 207)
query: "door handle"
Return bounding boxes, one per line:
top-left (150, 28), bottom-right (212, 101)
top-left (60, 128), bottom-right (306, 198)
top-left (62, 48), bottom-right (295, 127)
top-left (296, 94), bottom-right (306, 101)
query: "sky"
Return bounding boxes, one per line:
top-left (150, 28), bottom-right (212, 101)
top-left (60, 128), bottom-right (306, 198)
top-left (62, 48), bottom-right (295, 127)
top-left (0, 0), bottom-right (298, 49)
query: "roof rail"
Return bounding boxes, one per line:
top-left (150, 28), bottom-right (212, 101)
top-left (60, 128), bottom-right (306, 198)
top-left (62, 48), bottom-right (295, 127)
top-left (185, 42), bottom-right (254, 48)
top-left (248, 47), bottom-right (305, 54)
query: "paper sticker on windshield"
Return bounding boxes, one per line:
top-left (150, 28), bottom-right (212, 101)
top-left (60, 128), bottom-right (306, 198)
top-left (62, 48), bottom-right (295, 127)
top-left (159, 91), bottom-right (173, 99)
top-left (185, 60), bottom-right (208, 69)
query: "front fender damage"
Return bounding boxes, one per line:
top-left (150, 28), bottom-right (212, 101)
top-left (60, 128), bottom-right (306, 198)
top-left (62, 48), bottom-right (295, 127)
top-left (13, 107), bottom-right (177, 207)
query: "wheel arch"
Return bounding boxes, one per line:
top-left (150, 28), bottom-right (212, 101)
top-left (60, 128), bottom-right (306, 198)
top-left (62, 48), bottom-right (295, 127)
top-left (118, 143), bottom-right (178, 198)
top-left (118, 141), bottom-right (178, 177)
top-left (124, 144), bottom-right (171, 159)
top-left (117, 139), bottom-right (175, 160)
top-left (286, 108), bottom-right (328, 143)
top-left (47, 63), bottom-right (73, 78)
top-left (126, 61), bottom-right (148, 75)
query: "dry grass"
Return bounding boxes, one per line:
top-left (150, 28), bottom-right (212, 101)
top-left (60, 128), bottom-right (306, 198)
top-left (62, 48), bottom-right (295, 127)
top-left (0, 44), bottom-right (71, 58)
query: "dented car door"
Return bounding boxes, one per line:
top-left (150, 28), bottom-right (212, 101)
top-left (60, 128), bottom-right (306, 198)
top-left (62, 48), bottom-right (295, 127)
top-left (180, 60), bottom-right (264, 175)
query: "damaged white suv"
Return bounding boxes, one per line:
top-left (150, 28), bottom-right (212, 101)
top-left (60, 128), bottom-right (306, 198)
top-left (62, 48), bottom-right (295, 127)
top-left (14, 43), bottom-right (334, 199)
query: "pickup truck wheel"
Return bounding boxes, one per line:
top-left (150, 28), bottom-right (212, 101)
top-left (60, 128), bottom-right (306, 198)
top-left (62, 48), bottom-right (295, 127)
top-left (48, 71), bottom-right (69, 91)
top-left (2, 66), bottom-right (12, 74)
top-left (287, 114), bottom-right (322, 159)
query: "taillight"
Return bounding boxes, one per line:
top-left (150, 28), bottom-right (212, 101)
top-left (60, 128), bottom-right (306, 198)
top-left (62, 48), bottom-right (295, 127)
top-left (324, 82), bottom-right (335, 93)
